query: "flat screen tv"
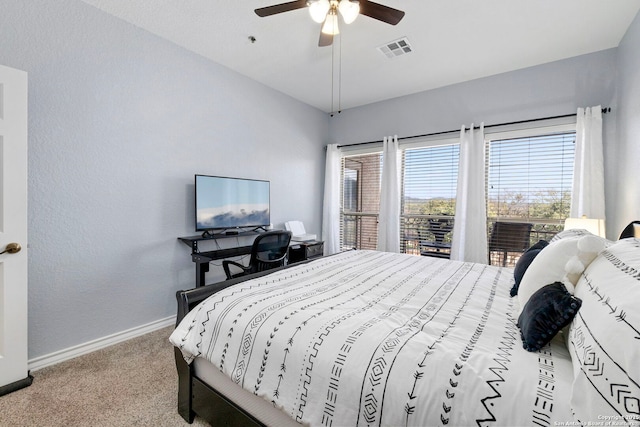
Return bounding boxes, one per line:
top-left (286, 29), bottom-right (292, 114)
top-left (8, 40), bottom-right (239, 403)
top-left (195, 174), bottom-right (270, 232)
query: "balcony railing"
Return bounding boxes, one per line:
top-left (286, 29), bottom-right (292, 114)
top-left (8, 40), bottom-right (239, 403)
top-left (401, 214), bottom-right (454, 258)
top-left (342, 212), bottom-right (564, 267)
top-left (341, 212), bottom-right (379, 251)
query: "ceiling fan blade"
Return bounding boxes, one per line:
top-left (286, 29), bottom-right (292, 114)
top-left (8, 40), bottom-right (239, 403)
top-left (359, 1), bottom-right (405, 25)
top-left (255, 0), bottom-right (308, 17)
top-left (319, 29), bottom-right (333, 47)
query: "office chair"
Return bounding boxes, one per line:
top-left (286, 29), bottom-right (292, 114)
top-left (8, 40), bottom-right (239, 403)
top-left (619, 220), bottom-right (640, 239)
top-left (223, 230), bottom-right (292, 279)
top-left (488, 221), bottom-right (533, 266)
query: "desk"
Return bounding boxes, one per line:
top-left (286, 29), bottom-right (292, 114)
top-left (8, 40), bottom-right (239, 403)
top-left (179, 231), bottom-right (261, 288)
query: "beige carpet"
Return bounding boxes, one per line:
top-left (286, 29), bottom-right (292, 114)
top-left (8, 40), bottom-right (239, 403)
top-left (0, 326), bottom-right (210, 427)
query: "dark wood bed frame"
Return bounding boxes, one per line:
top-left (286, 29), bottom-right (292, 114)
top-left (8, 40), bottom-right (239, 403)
top-left (174, 262), bottom-right (312, 426)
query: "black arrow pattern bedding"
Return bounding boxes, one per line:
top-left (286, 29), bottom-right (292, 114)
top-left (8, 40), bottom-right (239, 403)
top-left (171, 250), bottom-right (575, 426)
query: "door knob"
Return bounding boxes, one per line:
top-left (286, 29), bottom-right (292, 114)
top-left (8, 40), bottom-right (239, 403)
top-left (0, 242), bottom-right (21, 255)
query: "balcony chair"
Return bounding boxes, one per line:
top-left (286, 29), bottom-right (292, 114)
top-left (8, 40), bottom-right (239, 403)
top-left (420, 217), bottom-right (454, 259)
top-left (223, 230), bottom-right (292, 280)
top-left (488, 221), bottom-right (533, 266)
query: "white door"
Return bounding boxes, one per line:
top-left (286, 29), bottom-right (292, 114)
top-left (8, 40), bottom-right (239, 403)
top-left (0, 64), bottom-right (29, 394)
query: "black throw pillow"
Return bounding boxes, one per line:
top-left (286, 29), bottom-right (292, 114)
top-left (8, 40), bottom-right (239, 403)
top-left (527, 239), bottom-right (550, 252)
top-left (511, 240), bottom-right (549, 297)
top-left (517, 281), bottom-right (581, 352)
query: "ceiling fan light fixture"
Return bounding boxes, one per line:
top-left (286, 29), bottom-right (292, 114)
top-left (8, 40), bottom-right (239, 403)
top-left (308, 0), bottom-right (330, 23)
top-left (321, 9), bottom-right (340, 35)
top-left (338, 0), bottom-right (359, 24)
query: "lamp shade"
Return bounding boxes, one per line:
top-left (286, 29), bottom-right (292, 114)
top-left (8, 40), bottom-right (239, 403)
top-left (338, 0), bottom-right (359, 24)
top-left (564, 217), bottom-right (606, 238)
top-left (309, 0), bottom-right (330, 23)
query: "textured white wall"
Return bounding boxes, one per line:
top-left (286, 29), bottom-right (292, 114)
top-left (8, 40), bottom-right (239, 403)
top-left (612, 11), bottom-right (640, 238)
top-left (0, 0), bottom-right (328, 359)
top-left (2, 0), bottom-right (638, 361)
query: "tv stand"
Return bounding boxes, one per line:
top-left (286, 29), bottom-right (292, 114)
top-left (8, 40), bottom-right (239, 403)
top-left (179, 231), bottom-right (265, 288)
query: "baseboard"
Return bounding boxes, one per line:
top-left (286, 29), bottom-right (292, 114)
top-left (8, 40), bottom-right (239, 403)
top-left (28, 316), bottom-right (176, 372)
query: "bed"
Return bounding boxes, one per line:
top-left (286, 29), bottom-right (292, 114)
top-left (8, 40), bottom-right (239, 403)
top-left (170, 230), bottom-right (640, 426)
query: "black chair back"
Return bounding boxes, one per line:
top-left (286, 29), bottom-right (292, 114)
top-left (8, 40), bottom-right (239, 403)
top-left (223, 230), bottom-right (293, 280)
top-left (488, 222), bottom-right (533, 266)
top-left (251, 230), bottom-right (292, 273)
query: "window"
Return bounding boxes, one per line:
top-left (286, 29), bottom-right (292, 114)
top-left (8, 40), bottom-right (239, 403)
top-left (341, 153), bottom-right (382, 251)
top-left (401, 143), bottom-right (459, 256)
top-left (485, 129), bottom-right (576, 264)
top-left (338, 121), bottom-right (577, 265)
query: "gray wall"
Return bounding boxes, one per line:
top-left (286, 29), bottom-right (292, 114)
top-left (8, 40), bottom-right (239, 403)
top-left (329, 48), bottom-right (623, 238)
top-left (613, 10), bottom-right (640, 239)
top-left (328, 50), bottom-right (617, 144)
top-left (0, 0), bottom-right (328, 359)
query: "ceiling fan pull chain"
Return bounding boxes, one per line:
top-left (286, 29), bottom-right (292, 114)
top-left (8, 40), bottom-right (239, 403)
top-left (331, 38), bottom-right (335, 115)
top-left (338, 34), bottom-right (342, 114)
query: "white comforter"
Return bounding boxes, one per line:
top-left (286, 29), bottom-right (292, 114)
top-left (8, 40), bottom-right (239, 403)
top-left (171, 250), bottom-right (574, 427)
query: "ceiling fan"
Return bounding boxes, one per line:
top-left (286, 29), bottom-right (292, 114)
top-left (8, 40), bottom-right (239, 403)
top-left (255, 0), bottom-right (405, 46)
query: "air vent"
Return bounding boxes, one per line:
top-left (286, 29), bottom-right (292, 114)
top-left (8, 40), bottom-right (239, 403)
top-left (377, 37), bottom-right (413, 59)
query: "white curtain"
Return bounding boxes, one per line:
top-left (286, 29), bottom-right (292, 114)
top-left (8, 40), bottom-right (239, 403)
top-left (377, 135), bottom-right (401, 253)
top-left (571, 106), bottom-right (605, 220)
top-left (322, 144), bottom-right (342, 255)
top-left (451, 123), bottom-right (488, 263)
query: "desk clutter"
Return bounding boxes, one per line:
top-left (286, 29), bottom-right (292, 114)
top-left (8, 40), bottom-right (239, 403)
top-left (288, 240), bottom-right (324, 263)
top-left (284, 220), bottom-right (317, 242)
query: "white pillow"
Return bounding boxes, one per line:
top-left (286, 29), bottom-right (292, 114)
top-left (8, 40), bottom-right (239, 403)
top-left (549, 228), bottom-right (595, 243)
top-left (567, 238), bottom-right (640, 422)
top-left (517, 236), bottom-right (581, 313)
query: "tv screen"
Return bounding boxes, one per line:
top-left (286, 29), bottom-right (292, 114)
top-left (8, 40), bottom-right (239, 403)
top-left (195, 175), bottom-right (270, 231)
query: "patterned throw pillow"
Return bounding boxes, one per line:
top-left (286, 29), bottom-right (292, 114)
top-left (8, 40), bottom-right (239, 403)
top-left (567, 238), bottom-right (640, 422)
top-left (517, 281), bottom-right (581, 351)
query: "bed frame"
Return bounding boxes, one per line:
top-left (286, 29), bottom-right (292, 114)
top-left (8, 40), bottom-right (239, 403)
top-left (174, 263), bottom-right (308, 426)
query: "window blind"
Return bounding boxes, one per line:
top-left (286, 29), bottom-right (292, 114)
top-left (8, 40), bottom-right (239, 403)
top-left (487, 132), bottom-right (575, 221)
top-left (486, 132), bottom-right (576, 264)
top-left (403, 144), bottom-right (459, 216)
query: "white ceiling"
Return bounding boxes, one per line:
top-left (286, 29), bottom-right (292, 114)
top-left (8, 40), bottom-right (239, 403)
top-left (79, 0), bottom-right (640, 113)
